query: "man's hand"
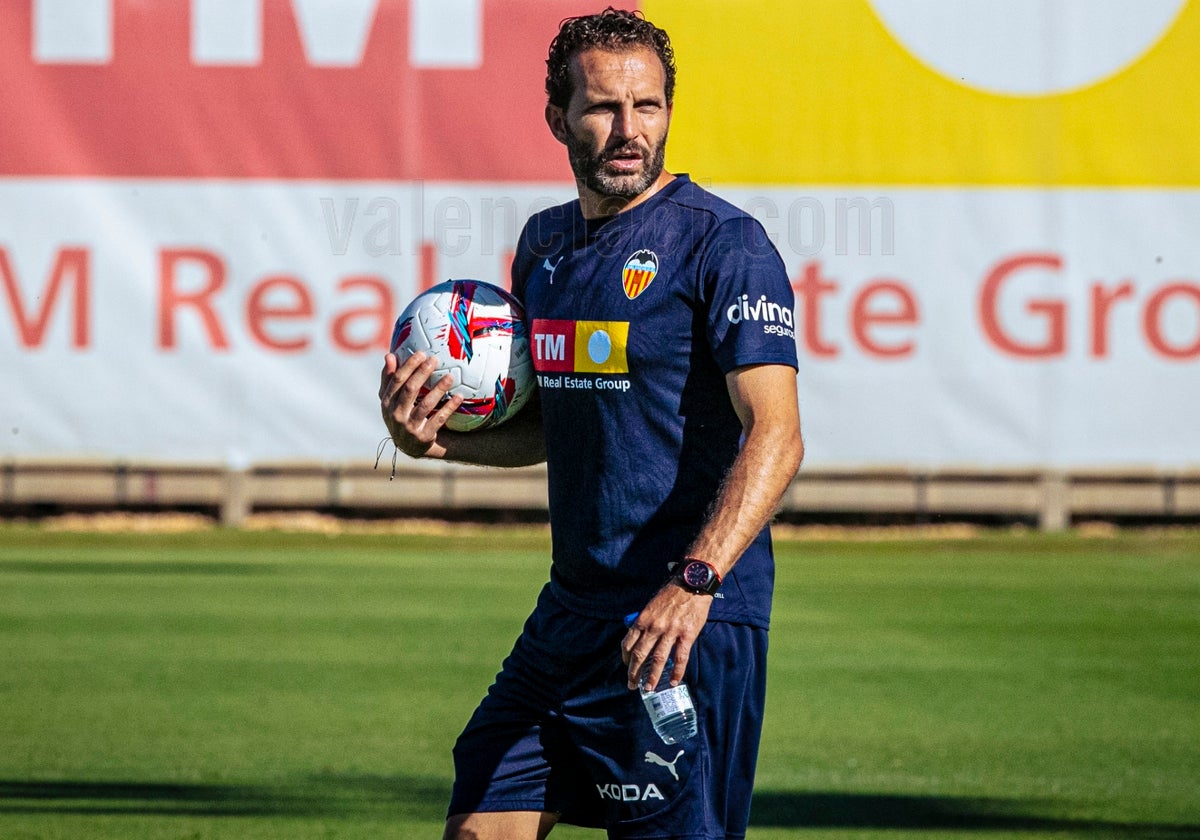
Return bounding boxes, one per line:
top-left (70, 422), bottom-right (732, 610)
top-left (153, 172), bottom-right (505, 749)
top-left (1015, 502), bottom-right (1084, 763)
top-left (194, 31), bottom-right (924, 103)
top-left (621, 583), bottom-right (713, 691)
top-left (379, 351), bottom-right (462, 460)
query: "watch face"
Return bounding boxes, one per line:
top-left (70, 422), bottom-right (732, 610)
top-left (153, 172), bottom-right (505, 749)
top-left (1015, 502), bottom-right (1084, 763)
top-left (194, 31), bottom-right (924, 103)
top-left (683, 561), bottom-right (713, 589)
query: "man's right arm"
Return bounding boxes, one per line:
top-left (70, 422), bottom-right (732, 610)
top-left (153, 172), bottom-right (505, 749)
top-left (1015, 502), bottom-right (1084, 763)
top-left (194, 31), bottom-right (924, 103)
top-left (379, 351), bottom-right (546, 468)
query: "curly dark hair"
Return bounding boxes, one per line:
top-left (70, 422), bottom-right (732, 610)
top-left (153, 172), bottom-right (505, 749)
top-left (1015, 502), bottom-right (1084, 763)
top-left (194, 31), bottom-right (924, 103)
top-left (545, 7), bottom-right (676, 109)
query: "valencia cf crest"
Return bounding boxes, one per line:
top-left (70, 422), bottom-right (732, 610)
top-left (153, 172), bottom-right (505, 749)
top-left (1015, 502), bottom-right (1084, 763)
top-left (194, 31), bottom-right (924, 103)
top-left (622, 249), bottom-right (659, 300)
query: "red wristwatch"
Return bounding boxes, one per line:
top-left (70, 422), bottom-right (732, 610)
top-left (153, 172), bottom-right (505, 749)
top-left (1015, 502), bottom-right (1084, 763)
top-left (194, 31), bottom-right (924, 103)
top-left (673, 558), bottom-right (722, 596)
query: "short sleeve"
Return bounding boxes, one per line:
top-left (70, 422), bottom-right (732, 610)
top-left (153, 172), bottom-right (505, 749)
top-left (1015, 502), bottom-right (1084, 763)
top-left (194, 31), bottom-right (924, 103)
top-left (701, 216), bottom-right (799, 373)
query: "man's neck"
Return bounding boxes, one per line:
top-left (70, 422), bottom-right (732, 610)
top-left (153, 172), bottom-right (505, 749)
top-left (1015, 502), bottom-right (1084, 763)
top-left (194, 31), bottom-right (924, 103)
top-left (578, 171), bottom-right (676, 220)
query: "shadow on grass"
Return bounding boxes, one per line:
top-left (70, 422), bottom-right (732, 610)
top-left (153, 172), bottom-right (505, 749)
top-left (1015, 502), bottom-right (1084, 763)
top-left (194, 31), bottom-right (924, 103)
top-left (750, 790), bottom-right (1200, 837)
top-left (3, 780), bottom-right (1197, 836)
top-left (0, 775), bottom-right (448, 820)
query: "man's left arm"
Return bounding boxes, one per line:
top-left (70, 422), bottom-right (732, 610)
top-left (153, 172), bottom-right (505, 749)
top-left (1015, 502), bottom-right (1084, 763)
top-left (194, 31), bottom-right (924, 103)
top-left (621, 362), bottom-right (804, 689)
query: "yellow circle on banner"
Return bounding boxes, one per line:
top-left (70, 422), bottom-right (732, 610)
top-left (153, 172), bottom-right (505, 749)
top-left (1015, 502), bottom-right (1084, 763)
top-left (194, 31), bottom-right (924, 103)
top-left (643, 0), bottom-right (1200, 185)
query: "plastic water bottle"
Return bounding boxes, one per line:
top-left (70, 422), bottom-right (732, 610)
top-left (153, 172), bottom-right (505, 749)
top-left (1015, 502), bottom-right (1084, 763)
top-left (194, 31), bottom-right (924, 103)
top-left (625, 613), bottom-right (698, 744)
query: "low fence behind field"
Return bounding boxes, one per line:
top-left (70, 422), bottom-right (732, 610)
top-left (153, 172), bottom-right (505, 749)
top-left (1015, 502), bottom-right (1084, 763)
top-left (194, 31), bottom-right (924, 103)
top-left (3, 461), bottom-right (1199, 531)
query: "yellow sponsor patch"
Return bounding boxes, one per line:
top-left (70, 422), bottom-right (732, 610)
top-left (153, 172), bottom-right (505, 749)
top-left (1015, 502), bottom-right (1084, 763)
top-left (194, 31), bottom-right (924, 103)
top-left (574, 320), bottom-right (630, 374)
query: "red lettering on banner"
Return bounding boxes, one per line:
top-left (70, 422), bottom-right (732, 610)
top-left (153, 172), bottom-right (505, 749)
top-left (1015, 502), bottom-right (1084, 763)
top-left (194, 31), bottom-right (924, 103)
top-left (159, 251), bottom-right (398, 353)
top-left (330, 276), bottom-right (394, 352)
top-left (851, 280), bottom-right (918, 358)
top-left (159, 248), bottom-right (230, 350)
top-left (793, 262), bottom-right (923, 359)
top-left (793, 261), bottom-right (840, 358)
top-left (420, 241), bottom-right (438, 292)
top-left (979, 253), bottom-right (1066, 358)
top-left (981, 253), bottom-right (1200, 361)
top-left (0, 246), bottom-right (90, 349)
top-left (501, 249), bottom-right (516, 290)
top-left (1144, 283), bottom-right (1200, 360)
top-left (1089, 280), bottom-right (1135, 358)
top-left (0, 1), bottom-right (620, 179)
top-left (247, 275), bottom-right (313, 352)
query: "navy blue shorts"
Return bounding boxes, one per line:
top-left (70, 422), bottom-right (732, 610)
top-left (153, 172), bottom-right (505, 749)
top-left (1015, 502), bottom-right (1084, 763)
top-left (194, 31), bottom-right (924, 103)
top-left (448, 585), bottom-right (768, 839)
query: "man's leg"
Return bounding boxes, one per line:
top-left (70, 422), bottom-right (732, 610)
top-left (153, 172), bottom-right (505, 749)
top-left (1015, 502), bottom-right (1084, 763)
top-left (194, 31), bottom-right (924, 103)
top-left (443, 810), bottom-right (558, 840)
top-left (446, 591), bottom-right (595, 836)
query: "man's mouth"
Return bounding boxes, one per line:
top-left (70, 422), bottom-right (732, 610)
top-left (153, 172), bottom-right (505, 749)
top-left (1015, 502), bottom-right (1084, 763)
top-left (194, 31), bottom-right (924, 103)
top-left (604, 147), bottom-right (645, 172)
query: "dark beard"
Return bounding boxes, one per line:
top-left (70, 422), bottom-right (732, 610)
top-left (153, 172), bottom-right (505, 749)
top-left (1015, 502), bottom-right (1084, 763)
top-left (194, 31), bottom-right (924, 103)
top-left (565, 129), bottom-right (667, 200)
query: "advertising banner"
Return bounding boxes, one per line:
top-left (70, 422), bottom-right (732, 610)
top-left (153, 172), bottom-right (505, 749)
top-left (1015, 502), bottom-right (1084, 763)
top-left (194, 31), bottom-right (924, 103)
top-left (2, 0), bottom-right (1198, 469)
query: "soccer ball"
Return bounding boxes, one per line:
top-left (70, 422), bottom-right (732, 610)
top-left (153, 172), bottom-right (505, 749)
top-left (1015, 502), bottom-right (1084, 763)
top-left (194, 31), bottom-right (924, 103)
top-left (389, 280), bottom-right (535, 432)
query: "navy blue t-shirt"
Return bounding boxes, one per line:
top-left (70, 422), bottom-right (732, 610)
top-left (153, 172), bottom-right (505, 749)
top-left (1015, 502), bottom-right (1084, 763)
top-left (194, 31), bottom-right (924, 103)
top-left (511, 175), bottom-right (797, 629)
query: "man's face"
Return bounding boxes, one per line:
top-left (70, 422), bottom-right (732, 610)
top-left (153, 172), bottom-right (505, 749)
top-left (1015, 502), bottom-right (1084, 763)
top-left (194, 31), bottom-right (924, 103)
top-left (550, 47), bottom-right (672, 203)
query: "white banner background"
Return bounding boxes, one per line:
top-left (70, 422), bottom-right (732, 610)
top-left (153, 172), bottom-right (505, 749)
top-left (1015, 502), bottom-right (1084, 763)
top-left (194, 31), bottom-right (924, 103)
top-left (2, 181), bottom-right (1197, 469)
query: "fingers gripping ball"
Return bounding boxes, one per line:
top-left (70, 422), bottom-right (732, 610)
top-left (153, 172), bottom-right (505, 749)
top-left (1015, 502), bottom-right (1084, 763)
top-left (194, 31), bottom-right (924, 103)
top-left (390, 280), bottom-right (535, 432)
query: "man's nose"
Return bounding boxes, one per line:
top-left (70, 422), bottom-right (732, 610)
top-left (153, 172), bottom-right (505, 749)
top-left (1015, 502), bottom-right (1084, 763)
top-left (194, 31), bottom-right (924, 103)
top-left (612, 103), bottom-right (638, 139)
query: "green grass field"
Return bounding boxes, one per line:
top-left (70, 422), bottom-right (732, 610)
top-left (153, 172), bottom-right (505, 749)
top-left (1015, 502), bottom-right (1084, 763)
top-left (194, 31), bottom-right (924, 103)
top-left (0, 524), bottom-right (1197, 839)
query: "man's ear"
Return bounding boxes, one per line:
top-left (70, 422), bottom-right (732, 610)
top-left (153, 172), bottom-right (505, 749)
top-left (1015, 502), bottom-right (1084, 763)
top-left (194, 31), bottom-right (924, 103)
top-left (545, 104), bottom-right (568, 145)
